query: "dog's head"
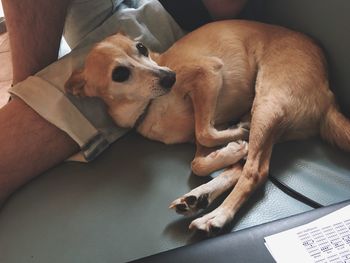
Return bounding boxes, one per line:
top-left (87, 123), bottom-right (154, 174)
top-left (65, 33), bottom-right (176, 128)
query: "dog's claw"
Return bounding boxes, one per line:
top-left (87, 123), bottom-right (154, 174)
top-left (168, 203), bottom-right (176, 209)
top-left (169, 198), bottom-right (192, 216)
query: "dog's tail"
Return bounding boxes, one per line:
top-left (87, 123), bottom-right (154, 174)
top-left (320, 104), bottom-right (350, 151)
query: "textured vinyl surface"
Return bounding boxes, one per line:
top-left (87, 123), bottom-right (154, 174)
top-left (131, 201), bottom-right (350, 263)
top-left (0, 132), bottom-right (310, 263)
top-left (271, 138), bottom-right (350, 206)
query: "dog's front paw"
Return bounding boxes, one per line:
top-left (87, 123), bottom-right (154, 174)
top-left (169, 193), bottom-right (210, 216)
top-left (189, 207), bottom-right (233, 236)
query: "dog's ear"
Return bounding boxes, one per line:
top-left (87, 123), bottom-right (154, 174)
top-left (65, 69), bottom-right (87, 97)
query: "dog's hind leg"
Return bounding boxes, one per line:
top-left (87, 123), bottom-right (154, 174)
top-left (191, 140), bottom-right (248, 176)
top-left (169, 163), bottom-right (243, 216)
top-left (171, 130), bottom-right (249, 215)
top-left (189, 59), bottom-right (250, 148)
top-left (189, 101), bottom-right (284, 234)
top-left (190, 113), bottom-right (250, 176)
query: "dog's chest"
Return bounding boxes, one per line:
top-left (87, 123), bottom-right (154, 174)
top-left (137, 92), bottom-right (195, 144)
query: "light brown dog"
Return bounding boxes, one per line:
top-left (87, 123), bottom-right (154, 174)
top-left (65, 20), bottom-right (350, 235)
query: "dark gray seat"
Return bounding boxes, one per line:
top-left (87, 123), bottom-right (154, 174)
top-left (130, 200), bottom-right (350, 263)
top-left (0, 0), bottom-right (349, 262)
top-left (271, 138), bottom-right (350, 206)
top-left (0, 133), bottom-right (311, 263)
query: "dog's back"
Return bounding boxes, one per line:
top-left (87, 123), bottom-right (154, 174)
top-left (160, 20), bottom-right (350, 150)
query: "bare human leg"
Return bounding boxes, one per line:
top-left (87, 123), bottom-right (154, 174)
top-left (0, 98), bottom-right (78, 206)
top-left (1, 0), bottom-right (71, 84)
top-left (0, 0), bottom-right (78, 206)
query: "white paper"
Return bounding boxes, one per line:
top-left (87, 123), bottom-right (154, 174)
top-left (265, 205), bottom-right (350, 263)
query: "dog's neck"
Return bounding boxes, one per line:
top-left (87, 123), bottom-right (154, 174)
top-left (133, 99), bottom-right (153, 129)
top-left (106, 97), bottom-right (150, 129)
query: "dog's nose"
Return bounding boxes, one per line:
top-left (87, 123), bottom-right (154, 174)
top-left (159, 70), bottom-right (176, 90)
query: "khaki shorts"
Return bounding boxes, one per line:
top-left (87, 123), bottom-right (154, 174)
top-left (10, 0), bottom-right (185, 161)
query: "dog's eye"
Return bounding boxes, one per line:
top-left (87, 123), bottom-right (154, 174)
top-left (112, 66), bottom-right (130, 82)
top-left (136, 42), bottom-right (149, 57)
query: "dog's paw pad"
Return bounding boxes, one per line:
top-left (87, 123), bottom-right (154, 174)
top-left (208, 225), bottom-right (222, 236)
top-left (175, 203), bottom-right (188, 213)
top-left (185, 194), bottom-right (209, 209)
top-left (197, 194), bottom-right (210, 209)
top-left (184, 195), bottom-right (197, 206)
top-left (170, 193), bottom-right (210, 216)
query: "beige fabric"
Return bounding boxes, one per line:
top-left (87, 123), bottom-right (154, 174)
top-left (64, 0), bottom-right (117, 49)
top-left (11, 76), bottom-right (99, 147)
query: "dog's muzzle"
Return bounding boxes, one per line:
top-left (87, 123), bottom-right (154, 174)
top-left (158, 70), bottom-right (176, 91)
